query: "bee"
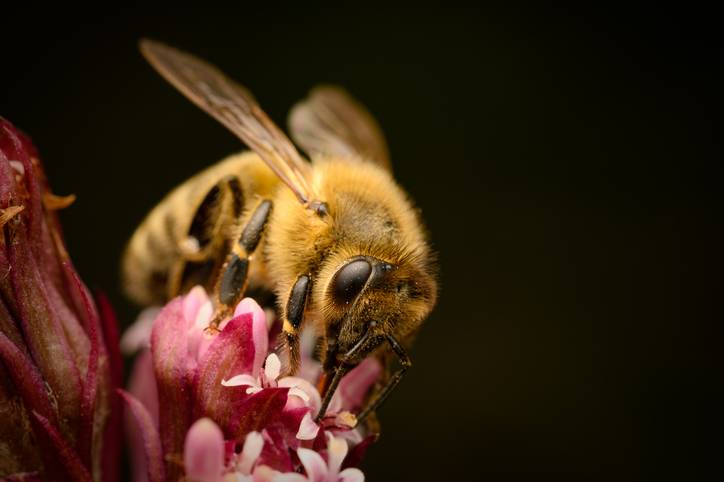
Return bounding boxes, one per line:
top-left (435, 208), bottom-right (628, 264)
top-left (123, 40), bottom-right (438, 423)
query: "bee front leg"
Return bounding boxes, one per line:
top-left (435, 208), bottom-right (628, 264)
top-left (356, 334), bottom-right (412, 424)
top-left (208, 199), bottom-right (273, 329)
top-left (315, 362), bottom-right (351, 422)
top-left (315, 325), bottom-right (381, 422)
top-left (281, 274), bottom-right (311, 376)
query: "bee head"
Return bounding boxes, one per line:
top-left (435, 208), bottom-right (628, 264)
top-left (319, 251), bottom-right (437, 359)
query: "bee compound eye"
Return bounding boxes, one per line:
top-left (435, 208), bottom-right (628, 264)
top-left (332, 259), bottom-right (372, 304)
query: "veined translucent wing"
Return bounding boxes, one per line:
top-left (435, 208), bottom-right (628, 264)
top-left (140, 39), bottom-right (317, 206)
top-left (288, 85), bottom-right (392, 172)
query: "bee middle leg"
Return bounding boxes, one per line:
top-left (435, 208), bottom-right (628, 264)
top-left (280, 274), bottom-right (312, 376)
top-left (208, 199), bottom-right (273, 328)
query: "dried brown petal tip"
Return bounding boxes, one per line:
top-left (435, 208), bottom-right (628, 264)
top-left (42, 192), bottom-right (76, 210)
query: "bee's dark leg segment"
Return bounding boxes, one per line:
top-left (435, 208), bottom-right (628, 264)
top-left (286, 275), bottom-right (310, 330)
top-left (218, 254), bottom-right (249, 305)
top-left (317, 343), bottom-right (339, 395)
top-left (209, 199), bottom-right (272, 329)
top-left (238, 200), bottom-right (272, 253)
top-left (227, 177), bottom-right (244, 217)
top-left (356, 334), bottom-right (412, 424)
top-left (170, 176), bottom-right (243, 299)
top-left (315, 326), bottom-right (379, 422)
top-left (315, 362), bottom-right (351, 422)
top-left (180, 175), bottom-right (243, 261)
top-left (282, 274), bottom-right (311, 375)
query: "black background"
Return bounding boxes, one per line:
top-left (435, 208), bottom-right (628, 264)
top-left (2, 6), bottom-right (721, 480)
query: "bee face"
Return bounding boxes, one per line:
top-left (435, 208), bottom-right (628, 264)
top-left (324, 253), bottom-right (437, 360)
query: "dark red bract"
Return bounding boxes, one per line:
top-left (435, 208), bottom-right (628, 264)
top-left (0, 118), bottom-right (123, 481)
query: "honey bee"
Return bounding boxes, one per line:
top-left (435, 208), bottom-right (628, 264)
top-left (123, 40), bottom-right (438, 422)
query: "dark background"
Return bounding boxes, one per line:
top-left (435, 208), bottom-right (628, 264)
top-left (2, 6), bottom-right (720, 480)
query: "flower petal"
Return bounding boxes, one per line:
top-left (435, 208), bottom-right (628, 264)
top-left (295, 412), bottom-right (320, 441)
top-left (221, 374), bottom-right (258, 388)
top-left (331, 358), bottom-right (382, 412)
top-left (297, 448), bottom-right (328, 482)
top-left (253, 465), bottom-right (307, 482)
top-left (196, 312), bottom-right (261, 426)
top-left (338, 468), bottom-right (365, 482)
top-left (256, 427), bottom-right (293, 473)
top-left (183, 285), bottom-right (209, 323)
top-left (128, 350), bottom-right (159, 423)
top-left (30, 411), bottom-right (92, 482)
top-left (289, 387), bottom-right (310, 403)
top-left (118, 390), bottom-right (165, 482)
top-left (67, 267), bottom-right (102, 471)
top-left (251, 465), bottom-right (286, 482)
top-left (150, 297), bottom-right (195, 478)
top-left (5, 220), bottom-right (85, 430)
top-left (234, 297), bottom-right (268, 375)
top-left (341, 434), bottom-right (377, 470)
top-left (237, 431), bottom-right (264, 475)
top-left (1, 126), bottom-right (90, 433)
top-left (184, 418), bottom-right (224, 482)
top-left (273, 474), bottom-right (309, 482)
top-left (278, 376), bottom-right (320, 412)
top-left (120, 306), bottom-right (159, 355)
top-left (126, 350), bottom-right (158, 482)
top-left (8, 158), bottom-right (24, 176)
top-left (0, 332), bottom-right (56, 426)
top-left (1, 118), bottom-right (122, 481)
top-left (0, 352), bottom-right (43, 471)
top-left (326, 434), bottom-right (349, 477)
top-left (226, 388), bottom-right (289, 441)
top-left (194, 299), bottom-right (214, 328)
top-left (330, 427), bottom-right (363, 446)
top-left (264, 353), bottom-right (281, 382)
top-left (97, 292), bottom-right (124, 482)
top-left (189, 300), bottom-right (214, 360)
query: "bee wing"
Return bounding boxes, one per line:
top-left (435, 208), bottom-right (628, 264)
top-left (140, 39), bottom-right (315, 205)
top-left (288, 85), bottom-right (392, 171)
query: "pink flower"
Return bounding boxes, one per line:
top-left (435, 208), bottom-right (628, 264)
top-left (183, 419), bottom-right (365, 482)
top-left (293, 433), bottom-right (365, 482)
top-left (122, 286), bottom-right (380, 481)
top-left (0, 118), bottom-right (123, 481)
top-left (222, 353), bottom-right (316, 406)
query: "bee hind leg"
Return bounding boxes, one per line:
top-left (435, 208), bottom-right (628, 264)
top-left (179, 175), bottom-right (244, 262)
top-left (207, 199), bottom-right (273, 330)
top-left (168, 175), bottom-right (243, 299)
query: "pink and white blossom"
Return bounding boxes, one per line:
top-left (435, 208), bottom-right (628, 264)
top-left (122, 286), bottom-right (380, 481)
